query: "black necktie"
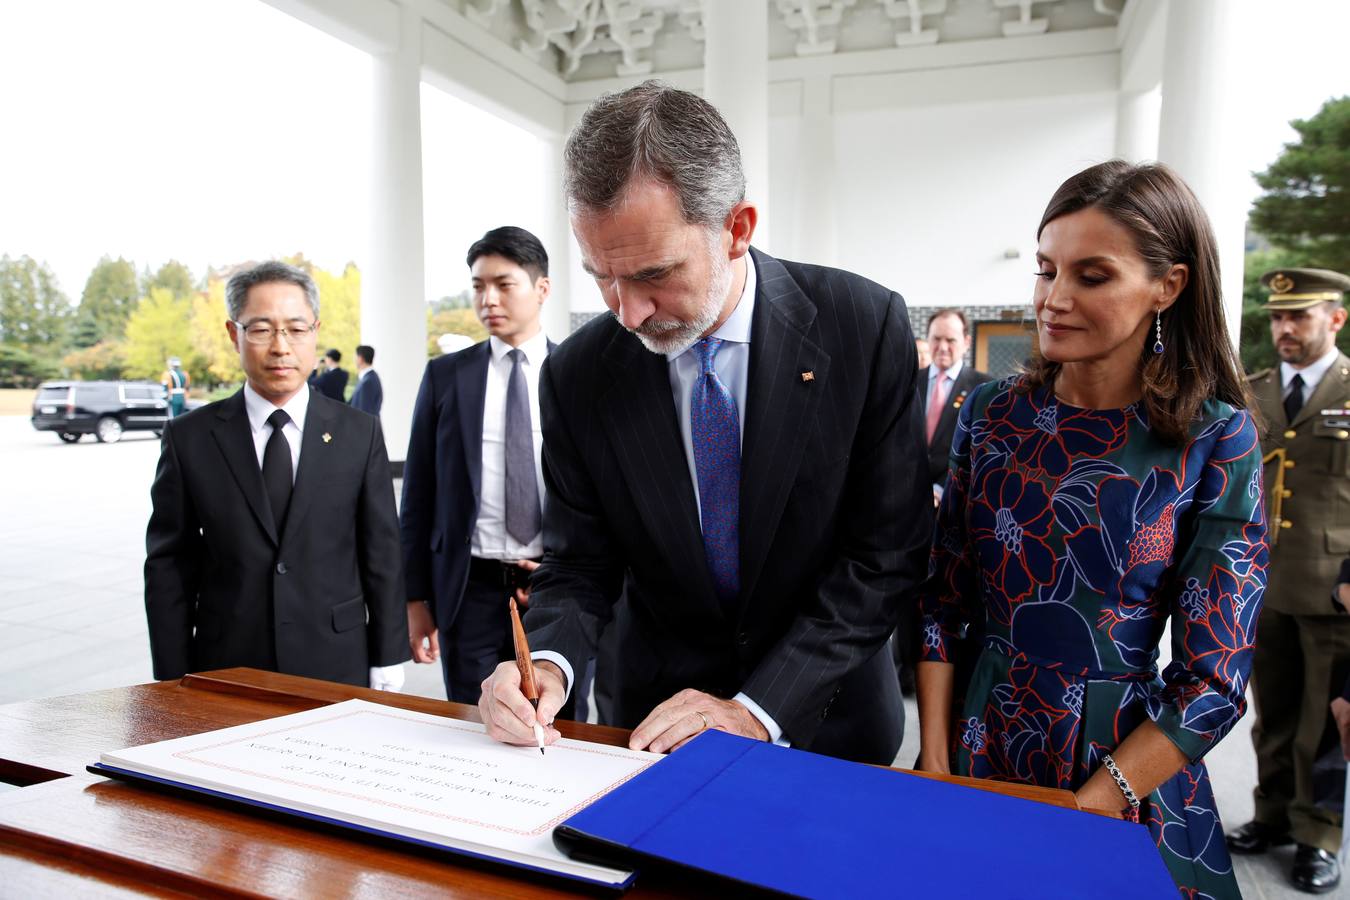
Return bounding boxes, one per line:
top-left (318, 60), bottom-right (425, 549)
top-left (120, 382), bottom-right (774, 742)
top-left (504, 349), bottom-right (541, 545)
top-left (1284, 373), bottom-right (1305, 424)
top-left (262, 409), bottom-right (293, 532)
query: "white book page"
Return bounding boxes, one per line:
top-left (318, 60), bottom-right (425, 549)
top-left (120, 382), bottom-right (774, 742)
top-left (98, 699), bottom-right (661, 884)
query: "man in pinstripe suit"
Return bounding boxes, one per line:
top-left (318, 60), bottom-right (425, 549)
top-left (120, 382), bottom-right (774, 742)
top-left (479, 81), bottom-right (932, 765)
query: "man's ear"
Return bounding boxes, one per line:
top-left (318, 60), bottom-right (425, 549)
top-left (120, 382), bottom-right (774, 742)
top-left (534, 275), bottom-right (552, 305)
top-left (725, 202), bottom-right (758, 260)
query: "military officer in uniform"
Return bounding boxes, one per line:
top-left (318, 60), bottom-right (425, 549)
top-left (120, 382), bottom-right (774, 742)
top-left (1227, 267), bottom-right (1350, 894)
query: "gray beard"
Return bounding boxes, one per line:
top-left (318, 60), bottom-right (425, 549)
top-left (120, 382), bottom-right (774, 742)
top-left (625, 246), bottom-right (734, 357)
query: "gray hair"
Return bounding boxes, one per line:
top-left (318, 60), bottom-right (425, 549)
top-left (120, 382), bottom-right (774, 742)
top-left (225, 261), bottom-right (320, 322)
top-left (563, 80), bottom-right (745, 228)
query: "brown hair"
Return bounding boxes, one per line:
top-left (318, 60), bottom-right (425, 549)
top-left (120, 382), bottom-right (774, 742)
top-left (927, 308), bottom-right (969, 338)
top-left (1020, 160), bottom-right (1252, 444)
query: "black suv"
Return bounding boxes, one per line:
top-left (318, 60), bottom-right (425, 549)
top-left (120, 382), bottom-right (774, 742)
top-left (31, 380), bottom-right (171, 443)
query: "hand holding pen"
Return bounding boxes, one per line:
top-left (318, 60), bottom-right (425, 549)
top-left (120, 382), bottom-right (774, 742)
top-left (478, 601), bottom-right (565, 750)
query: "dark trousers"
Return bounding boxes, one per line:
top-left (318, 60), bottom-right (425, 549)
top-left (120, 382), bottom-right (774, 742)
top-left (438, 561), bottom-right (516, 705)
top-left (1250, 606), bottom-right (1350, 851)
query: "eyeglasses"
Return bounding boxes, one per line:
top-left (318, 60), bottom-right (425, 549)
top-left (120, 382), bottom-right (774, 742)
top-left (232, 321), bottom-right (318, 345)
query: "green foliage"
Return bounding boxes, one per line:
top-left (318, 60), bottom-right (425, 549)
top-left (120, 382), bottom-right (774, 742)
top-left (62, 340), bottom-right (127, 381)
top-left (73, 256), bottom-right (138, 348)
top-left (0, 344), bottom-right (58, 388)
top-left (194, 278), bottom-right (243, 385)
top-left (122, 288), bottom-right (204, 380)
top-left (144, 259), bottom-right (198, 299)
top-left (428, 307), bottom-right (486, 357)
top-left (1250, 96), bottom-right (1350, 274)
top-left (0, 255), bottom-right (71, 354)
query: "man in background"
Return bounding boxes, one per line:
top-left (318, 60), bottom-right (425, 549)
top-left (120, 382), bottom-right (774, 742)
top-left (400, 226), bottom-right (555, 703)
top-left (350, 344), bottom-right (382, 417)
top-left (311, 348), bottom-right (348, 401)
top-left (161, 356), bottom-right (190, 417)
top-left (920, 309), bottom-right (991, 505)
top-left (144, 260), bottom-right (408, 690)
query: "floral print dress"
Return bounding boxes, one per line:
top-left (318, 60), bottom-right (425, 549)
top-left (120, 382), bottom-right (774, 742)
top-left (921, 377), bottom-right (1267, 899)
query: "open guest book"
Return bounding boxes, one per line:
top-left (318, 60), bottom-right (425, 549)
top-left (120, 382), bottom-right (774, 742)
top-left (555, 729), bottom-right (1178, 898)
top-left (87, 698), bottom-right (660, 890)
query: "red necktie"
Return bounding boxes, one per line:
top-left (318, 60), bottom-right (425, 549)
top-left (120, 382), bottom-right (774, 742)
top-left (926, 373), bottom-right (948, 443)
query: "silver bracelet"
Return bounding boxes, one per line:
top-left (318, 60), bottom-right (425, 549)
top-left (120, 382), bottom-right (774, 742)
top-left (1101, 753), bottom-right (1140, 810)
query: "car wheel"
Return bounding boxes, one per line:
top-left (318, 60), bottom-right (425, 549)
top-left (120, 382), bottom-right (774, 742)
top-left (58, 432), bottom-right (81, 443)
top-left (95, 416), bottom-right (124, 444)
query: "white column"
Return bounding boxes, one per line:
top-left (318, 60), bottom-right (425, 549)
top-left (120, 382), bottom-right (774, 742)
top-left (702, 0), bottom-right (770, 250)
top-left (1114, 87), bottom-right (1161, 163)
top-left (795, 76), bottom-right (836, 267)
top-left (1156, 0), bottom-right (1246, 345)
top-left (365, 3), bottom-right (427, 463)
top-left (540, 134), bottom-right (573, 339)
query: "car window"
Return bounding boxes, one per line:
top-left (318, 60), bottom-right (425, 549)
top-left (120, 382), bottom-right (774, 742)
top-left (124, 386), bottom-right (159, 401)
top-left (37, 387), bottom-right (69, 403)
top-left (79, 385), bottom-right (118, 404)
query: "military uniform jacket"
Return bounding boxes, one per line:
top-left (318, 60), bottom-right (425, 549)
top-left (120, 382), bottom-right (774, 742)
top-left (1251, 351), bottom-right (1350, 615)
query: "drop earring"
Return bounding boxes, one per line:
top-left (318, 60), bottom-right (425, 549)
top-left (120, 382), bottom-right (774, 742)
top-left (1153, 308), bottom-right (1164, 354)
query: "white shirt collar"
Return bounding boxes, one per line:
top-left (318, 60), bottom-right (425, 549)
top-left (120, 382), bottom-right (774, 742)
top-left (1281, 345), bottom-right (1340, 389)
top-left (356, 367), bottom-right (372, 381)
top-left (489, 329), bottom-right (549, 365)
top-left (667, 252), bottom-right (757, 363)
top-left (243, 382), bottom-right (309, 434)
top-left (931, 359), bottom-right (964, 383)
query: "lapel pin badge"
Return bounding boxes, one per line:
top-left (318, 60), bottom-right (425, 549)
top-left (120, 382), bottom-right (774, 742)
top-left (322, 432), bottom-right (332, 443)
top-left (801, 371), bottom-right (815, 383)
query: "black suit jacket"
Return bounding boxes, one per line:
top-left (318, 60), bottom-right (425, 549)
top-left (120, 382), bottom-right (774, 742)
top-left (312, 367), bottom-right (349, 401)
top-left (144, 388), bottom-right (408, 686)
top-left (350, 370), bottom-right (382, 416)
top-left (921, 364), bottom-right (992, 486)
top-left (526, 248), bottom-right (932, 764)
top-left (400, 339), bottom-right (555, 632)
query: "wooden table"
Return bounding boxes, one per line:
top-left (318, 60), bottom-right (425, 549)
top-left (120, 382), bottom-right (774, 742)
top-left (0, 669), bottom-right (1085, 897)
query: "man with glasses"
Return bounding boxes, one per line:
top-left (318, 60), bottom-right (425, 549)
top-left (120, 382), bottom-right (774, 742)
top-left (144, 260), bottom-right (409, 690)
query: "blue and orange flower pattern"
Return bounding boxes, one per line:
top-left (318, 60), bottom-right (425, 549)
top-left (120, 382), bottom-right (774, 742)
top-left (921, 377), bottom-right (1267, 899)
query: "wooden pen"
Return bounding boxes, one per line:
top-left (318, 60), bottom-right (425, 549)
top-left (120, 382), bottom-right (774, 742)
top-left (509, 597), bottom-right (546, 755)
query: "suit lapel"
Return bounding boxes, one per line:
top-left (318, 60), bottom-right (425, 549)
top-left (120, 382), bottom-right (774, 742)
top-left (281, 392), bottom-right (336, 546)
top-left (596, 326), bottom-right (719, 609)
top-left (458, 343), bottom-right (491, 502)
top-left (739, 249), bottom-right (828, 606)
top-left (1292, 354), bottom-right (1350, 428)
top-left (210, 390), bottom-right (278, 546)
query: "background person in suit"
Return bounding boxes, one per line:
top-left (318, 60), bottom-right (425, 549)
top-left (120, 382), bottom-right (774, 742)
top-left (144, 260), bottom-right (409, 690)
top-left (479, 81), bottom-right (932, 765)
top-left (921, 309), bottom-right (991, 505)
top-left (1227, 267), bottom-right (1350, 894)
top-left (401, 226), bottom-right (556, 704)
top-left (310, 348), bottom-right (348, 401)
top-left (350, 344), bottom-right (382, 417)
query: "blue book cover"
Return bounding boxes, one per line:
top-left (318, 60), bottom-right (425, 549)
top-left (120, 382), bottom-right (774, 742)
top-left (555, 730), bottom-right (1177, 899)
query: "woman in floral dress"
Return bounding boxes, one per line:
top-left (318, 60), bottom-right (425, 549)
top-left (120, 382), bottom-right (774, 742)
top-left (917, 161), bottom-right (1267, 899)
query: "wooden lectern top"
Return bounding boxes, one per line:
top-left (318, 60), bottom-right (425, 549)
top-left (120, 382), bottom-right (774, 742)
top-left (0, 669), bottom-right (1085, 897)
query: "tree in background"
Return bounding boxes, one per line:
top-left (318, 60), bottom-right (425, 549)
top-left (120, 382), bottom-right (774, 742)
top-left (1250, 96), bottom-right (1349, 274)
top-left (193, 277), bottom-right (243, 385)
top-left (0, 255), bottom-right (70, 383)
top-left (1241, 95), bottom-right (1350, 374)
top-left (427, 290), bottom-right (486, 356)
top-left (143, 259), bottom-right (198, 300)
top-left (61, 340), bottom-right (127, 381)
top-left (309, 260), bottom-right (361, 394)
top-left (71, 256), bottom-right (138, 349)
top-left (122, 288), bottom-right (205, 380)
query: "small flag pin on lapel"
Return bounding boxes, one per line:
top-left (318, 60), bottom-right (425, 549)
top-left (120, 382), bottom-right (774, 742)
top-left (801, 371), bottom-right (815, 383)
top-left (322, 433), bottom-right (332, 443)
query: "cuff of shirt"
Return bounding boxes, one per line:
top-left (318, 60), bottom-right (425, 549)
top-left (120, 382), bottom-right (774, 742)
top-left (532, 651), bottom-right (573, 703)
top-left (734, 692), bottom-right (789, 747)
top-left (368, 664), bottom-right (405, 692)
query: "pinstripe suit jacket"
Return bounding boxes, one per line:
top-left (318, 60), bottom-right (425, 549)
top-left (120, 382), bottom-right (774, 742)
top-left (526, 248), bottom-right (932, 763)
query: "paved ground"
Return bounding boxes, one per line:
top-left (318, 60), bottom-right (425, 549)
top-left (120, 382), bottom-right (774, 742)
top-left (0, 414), bottom-right (1317, 897)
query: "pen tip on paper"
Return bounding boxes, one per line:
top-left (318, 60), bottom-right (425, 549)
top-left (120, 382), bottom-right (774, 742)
top-left (540, 747), bottom-right (545, 755)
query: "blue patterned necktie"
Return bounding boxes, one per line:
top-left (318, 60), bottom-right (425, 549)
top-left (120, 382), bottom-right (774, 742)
top-left (691, 337), bottom-right (740, 604)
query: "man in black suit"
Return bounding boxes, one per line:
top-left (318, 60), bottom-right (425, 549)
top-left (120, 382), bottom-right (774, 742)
top-left (349, 344), bottom-right (382, 417)
top-left (311, 348), bottom-right (348, 401)
top-left (144, 261), bottom-right (408, 689)
top-left (480, 82), bottom-right (931, 765)
top-left (896, 309), bottom-right (992, 697)
top-left (401, 227), bottom-right (556, 703)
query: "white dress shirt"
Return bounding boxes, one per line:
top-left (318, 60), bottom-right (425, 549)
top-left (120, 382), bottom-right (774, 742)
top-left (242, 382), bottom-right (403, 692)
top-left (472, 330), bottom-right (549, 561)
top-left (926, 359), bottom-right (964, 410)
top-left (1282, 345), bottom-right (1339, 401)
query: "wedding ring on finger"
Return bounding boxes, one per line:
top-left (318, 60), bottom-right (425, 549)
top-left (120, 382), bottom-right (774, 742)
top-left (695, 711), bottom-right (710, 732)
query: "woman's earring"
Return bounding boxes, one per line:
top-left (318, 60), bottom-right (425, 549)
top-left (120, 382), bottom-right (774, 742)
top-left (1153, 308), bottom-right (1164, 354)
